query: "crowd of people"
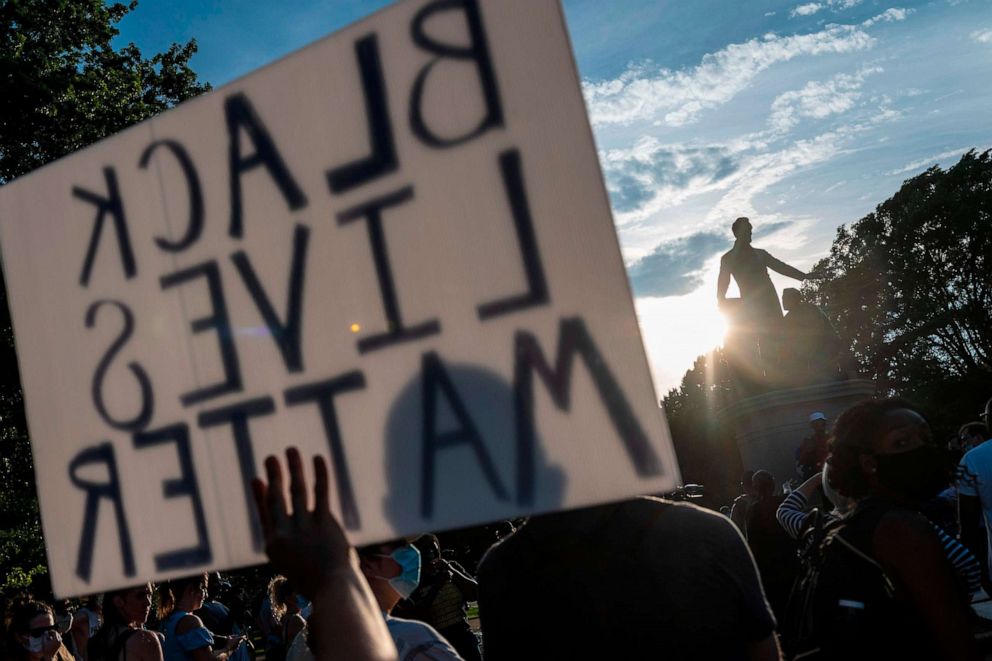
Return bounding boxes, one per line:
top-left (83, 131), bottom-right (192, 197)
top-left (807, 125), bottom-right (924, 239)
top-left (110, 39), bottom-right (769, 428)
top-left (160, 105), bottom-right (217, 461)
top-left (4, 396), bottom-right (992, 660)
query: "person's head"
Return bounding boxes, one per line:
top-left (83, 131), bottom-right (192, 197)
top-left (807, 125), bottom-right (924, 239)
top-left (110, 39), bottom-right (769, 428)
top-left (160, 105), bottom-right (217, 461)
top-left (206, 573), bottom-right (230, 602)
top-left (102, 584), bottom-right (153, 629)
top-left (157, 573), bottom-right (208, 620)
top-left (960, 422), bottom-right (990, 452)
top-left (731, 217), bottom-right (752, 244)
top-left (267, 576), bottom-right (300, 624)
top-left (51, 602), bottom-right (72, 636)
top-left (4, 600), bottom-right (61, 660)
top-left (809, 411), bottom-right (828, 435)
top-left (357, 540), bottom-right (421, 610)
top-left (752, 470), bottom-right (775, 498)
top-left (982, 397), bottom-right (991, 427)
top-left (827, 398), bottom-right (949, 503)
top-left (821, 464), bottom-right (856, 517)
top-left (740, 469), bottom-right (756, 496)
top-left (412, 534), bottom-right (444, 578)
top-left (782, 288), bottom-right (801, 312)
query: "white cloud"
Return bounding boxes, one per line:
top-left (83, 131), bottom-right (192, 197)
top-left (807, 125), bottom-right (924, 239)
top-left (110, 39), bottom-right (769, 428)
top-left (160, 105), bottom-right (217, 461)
top-left (790, 0), bottom-right (863, 18)
top-left (583, 24), bottom-right (875, 127)
top-left (791, 3), bottom-right (824, 17)
top-left (883, 148), bottom-right (975, 176)
top-left (862, 8), bottom-right (912, 27)
top-left (768, 66), bottom-right (882, 132)
top-left (971, 28), bottom-right (992, 43)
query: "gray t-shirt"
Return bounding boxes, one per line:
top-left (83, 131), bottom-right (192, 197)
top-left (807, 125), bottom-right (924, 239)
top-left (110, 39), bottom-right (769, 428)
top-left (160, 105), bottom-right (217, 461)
top-left (478, 497), bottom-right (776, 660)
top-left (385, 614), bottom-right (464, 661)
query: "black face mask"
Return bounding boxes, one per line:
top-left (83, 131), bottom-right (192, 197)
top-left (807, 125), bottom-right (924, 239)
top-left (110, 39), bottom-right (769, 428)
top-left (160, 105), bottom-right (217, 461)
top-left (874, 444), bottom-right (952, 501)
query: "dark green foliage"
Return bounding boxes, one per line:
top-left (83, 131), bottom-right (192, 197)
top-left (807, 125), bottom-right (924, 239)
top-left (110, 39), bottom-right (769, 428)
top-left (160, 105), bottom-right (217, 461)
top-left (0, 0), bottom-right (208, 596)
top-left (805, 149), bottom-right (992, 431)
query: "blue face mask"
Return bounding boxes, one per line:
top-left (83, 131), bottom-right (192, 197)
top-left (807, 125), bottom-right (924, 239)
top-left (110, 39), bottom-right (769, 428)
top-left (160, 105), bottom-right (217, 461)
top-left (376, 545), bottom-right (421, 599)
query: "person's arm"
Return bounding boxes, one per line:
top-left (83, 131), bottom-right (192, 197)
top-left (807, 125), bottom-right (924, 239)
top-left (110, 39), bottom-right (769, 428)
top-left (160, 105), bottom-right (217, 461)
top-left (873, 511), bottom-right (980, 660)
top-left (445, 561), bottom-right (479, 601)
top-left (176, 614), bottom-right (238, 661)
top-left (763, 251), bottom-right (806, 281)
top-left (776, 490), bottom-right (812, 539)
top-left (251, 449), bottom-right (397, 661)
top-left (931, 523), bottom-right (983, 596)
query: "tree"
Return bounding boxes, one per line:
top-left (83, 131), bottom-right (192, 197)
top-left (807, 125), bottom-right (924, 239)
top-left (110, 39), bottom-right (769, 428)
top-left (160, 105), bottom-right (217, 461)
top-left (663, 348), bottom-right (742, 507)
top-left (804, 149), bottom-right (992, 428)
top-left (0, 0), bottom-right (209, 595)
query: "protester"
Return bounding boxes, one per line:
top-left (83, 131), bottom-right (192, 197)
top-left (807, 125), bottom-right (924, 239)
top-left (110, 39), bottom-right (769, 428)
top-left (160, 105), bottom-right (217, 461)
top-left (395, 534), bottom-right (481, 661)
top-left (267, 576), bottom-right (306, 659)
top-left (744, 470), bottom-right (799, 621)
top-left (356, 541), bottom-right (463, 661)
top-left (157, 575), bottom-right (244, 661)
top-left (87, 583), bottom-right (163, 661)
top-left (779, 468), bottom-right (980, 596)
top-left (70, 597), bottom-right (101, 661)
top-left (250, 448), bottom-right (398, 661)
top-left (957, 420), bottom-right (992, 590)
top-left (477, 496), bottom-right (782, 660)
top-left (52, 601), bottom-right (80, 661)
top-left (818, 397), bottom-right (978, 659)
top-left (4, 599), bottom-right (75, 661)
top-left (795, 412), bottom-right (830, 480)
top-left (730, 469), bottom-right (757, 533)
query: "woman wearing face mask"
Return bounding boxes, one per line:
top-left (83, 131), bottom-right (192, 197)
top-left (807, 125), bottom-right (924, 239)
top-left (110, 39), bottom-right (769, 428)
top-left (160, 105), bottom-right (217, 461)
top-left (87, 584), bottom-right (163, 661)
top-left (357, 540), bottom-right (464, 660)
top-left (824, 398), bottom-right (980, 660)
top-left (4, 600), bottom-right (75, 661)
top-left (157, 575), bottom-right (244, 661)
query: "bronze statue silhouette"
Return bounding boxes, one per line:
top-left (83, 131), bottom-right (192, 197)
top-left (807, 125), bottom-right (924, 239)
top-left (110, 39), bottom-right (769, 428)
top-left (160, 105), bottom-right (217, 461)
top-left (716, 217), bottom-right (806, 390)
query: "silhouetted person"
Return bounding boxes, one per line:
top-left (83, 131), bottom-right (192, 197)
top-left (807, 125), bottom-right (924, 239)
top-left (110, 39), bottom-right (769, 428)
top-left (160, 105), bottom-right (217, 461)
top-left (796, 412), bottom-right (830, 480)
top-left (745, 471), bottom-right (798, 622)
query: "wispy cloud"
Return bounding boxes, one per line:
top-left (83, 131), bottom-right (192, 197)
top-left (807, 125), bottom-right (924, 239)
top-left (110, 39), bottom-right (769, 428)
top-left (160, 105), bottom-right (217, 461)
top-left (791, 3), bottom-right (824, 17)
top-left (602, 138), bottom-right (742, 218)
top-left (862, 7), bottom-right (911, 27)
top-left (583, 23), bottom-right (875, 127)
top-left (883, 147), bottom-right (972, 176)
top-left (768, 66), bottom-right (882, 132)
top-left (627, 231), bottom-right (729, 297)
top-left (971, 28), bottom-right (992, 43)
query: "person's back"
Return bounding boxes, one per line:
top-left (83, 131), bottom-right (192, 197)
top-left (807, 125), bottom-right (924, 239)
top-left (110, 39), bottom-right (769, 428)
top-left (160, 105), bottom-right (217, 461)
top-left (746, 495), bottom-right (799, 619)
top-left (477, 497), bottom-right (779, 660)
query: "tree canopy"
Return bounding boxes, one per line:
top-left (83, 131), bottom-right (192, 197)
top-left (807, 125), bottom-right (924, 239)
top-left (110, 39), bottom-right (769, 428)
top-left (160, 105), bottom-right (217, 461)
top-left (0, 0), bottom-right (209, 594)
top-left (805, 149), bottom-right (992, 426)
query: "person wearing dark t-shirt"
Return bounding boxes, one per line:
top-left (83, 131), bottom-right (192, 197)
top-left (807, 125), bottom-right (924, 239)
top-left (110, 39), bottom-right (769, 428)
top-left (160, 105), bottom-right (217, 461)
top-left (745, 471), bottom-right (799, 621)
top-left (477, 497), bottom-right (781, 660)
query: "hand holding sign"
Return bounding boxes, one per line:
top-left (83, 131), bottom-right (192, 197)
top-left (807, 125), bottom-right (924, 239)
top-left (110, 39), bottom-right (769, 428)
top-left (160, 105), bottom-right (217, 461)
top-left (251, 447), bottom-right (396, 661)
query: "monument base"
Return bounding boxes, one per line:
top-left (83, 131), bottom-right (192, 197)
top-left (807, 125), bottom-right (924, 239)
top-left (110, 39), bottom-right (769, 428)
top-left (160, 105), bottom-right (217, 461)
top-left (722, 379), bottom-right (875, 485)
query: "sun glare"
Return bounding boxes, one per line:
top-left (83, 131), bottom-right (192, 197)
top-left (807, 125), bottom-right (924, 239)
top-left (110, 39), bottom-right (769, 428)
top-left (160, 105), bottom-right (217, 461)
top-left (635, 287), bottom-right (728, 395)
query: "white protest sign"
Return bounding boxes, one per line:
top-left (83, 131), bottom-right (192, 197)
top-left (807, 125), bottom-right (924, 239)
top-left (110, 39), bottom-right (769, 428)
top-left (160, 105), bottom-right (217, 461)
top-left (0, 0), bottom-right (680, 597)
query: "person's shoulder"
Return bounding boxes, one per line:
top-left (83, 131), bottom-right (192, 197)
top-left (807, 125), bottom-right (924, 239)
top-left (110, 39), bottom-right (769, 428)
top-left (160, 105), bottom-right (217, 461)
top-left (963, 440), bottom-right (992, 463)
top-left (385, 615), bottom-right (446, 645)
top-left (126, 629), bottom-right (162, 657)
top-left (175, 612), bottom-right (204, 635)
top-left (629, 497), bottom-right (740, 538)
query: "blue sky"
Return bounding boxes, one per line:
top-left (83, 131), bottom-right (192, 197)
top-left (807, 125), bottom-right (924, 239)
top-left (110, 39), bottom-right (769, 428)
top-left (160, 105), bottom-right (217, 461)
top-left (115, 0), bottom-right (992, 393)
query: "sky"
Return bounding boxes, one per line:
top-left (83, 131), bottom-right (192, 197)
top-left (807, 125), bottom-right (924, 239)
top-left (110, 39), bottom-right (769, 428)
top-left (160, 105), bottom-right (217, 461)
top-left (114, 0), bottom-right (992, 396)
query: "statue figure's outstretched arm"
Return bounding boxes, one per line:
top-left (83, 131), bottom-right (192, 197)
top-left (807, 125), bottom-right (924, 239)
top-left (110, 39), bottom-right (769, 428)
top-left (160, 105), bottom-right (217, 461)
top-left (764, 252), bottom-right (807, 281)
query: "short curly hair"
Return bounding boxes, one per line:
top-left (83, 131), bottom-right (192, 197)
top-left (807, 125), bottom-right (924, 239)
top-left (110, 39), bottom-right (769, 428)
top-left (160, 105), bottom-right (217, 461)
top-left (826, 397), bottom-right (926, 499)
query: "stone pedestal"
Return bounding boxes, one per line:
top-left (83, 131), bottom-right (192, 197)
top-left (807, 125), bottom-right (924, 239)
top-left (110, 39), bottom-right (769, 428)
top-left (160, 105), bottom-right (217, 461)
top-left (722, 379), bottom-right (875, 484)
